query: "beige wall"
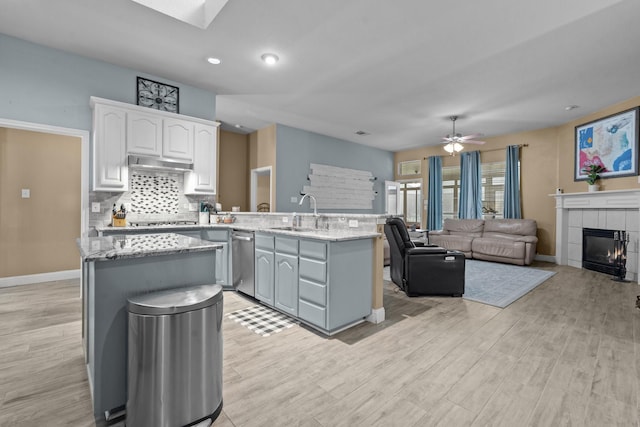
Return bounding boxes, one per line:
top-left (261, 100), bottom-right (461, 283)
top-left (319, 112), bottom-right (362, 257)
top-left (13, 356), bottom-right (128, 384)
top-left (218, 130), bottom-right (249, 212)
top-left (0, 128), bottom-right (81, 277)
top-left (394, 95), bottom-right (640, 257)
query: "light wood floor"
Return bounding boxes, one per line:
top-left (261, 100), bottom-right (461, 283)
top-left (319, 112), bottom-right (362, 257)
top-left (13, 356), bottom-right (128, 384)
top-left (1, 262), bottom-right (639, 426)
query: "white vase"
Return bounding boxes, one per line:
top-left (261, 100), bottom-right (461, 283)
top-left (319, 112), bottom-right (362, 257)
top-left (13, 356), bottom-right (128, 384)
top-left (588, 184), bottom-right (599, 192)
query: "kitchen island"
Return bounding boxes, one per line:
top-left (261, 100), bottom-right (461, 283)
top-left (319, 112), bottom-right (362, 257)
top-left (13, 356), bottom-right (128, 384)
top-left (77, 233), bottom-right (221, 423)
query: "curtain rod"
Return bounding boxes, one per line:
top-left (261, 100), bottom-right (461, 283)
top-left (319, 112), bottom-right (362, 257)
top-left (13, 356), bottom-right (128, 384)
top-left (423, 143), bottom-right (528, 159)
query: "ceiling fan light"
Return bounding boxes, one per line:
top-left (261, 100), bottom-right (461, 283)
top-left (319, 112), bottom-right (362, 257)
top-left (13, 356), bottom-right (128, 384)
top-left (261, 53), bottom-right (279, 65)
top-left (443, 143), bottom-right (455, 153)
top-left (453, 142), bottom-right (464, 152)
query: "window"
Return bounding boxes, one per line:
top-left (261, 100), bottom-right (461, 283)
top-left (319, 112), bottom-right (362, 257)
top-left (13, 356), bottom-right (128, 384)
top-left (481, 162), bottom-right (507, 218)
top-left (442, 167), bottom-right (460, 220)
top-left (442, 161), bottom-right (510, 220)
top-left (398, 160), bottom-right (421, 176)
top-left (402, 181), bottom-right (422, 225)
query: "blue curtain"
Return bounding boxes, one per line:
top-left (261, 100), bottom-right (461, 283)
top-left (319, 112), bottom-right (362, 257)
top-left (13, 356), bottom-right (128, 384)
top-left (504, 145), bottom-right (522, 218)
top-left (458, 151), bottom-right (483, 219)
top-left (427, 156), bottom-right (442, 230)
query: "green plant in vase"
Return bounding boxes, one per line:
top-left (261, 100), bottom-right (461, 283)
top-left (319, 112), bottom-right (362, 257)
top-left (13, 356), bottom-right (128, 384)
top-left (582, 164), bottom-right (605, 191)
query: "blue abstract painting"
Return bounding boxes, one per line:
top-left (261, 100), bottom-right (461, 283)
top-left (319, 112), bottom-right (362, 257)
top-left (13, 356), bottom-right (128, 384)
top-left (575, 108), bottom-right (638, 180)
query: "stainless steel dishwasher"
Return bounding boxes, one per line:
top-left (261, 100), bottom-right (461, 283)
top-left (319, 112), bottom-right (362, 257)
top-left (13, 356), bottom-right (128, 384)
top-left (231, 230), bottom-right (255, 297)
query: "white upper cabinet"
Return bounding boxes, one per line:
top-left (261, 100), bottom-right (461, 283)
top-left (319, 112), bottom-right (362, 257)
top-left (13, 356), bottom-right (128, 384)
top-left (91, 97), bottom-right (218, 193)
top-left (185, 124), bottom-right (217, 194)
top-left (127, 111), bottom-right (163, 157)
top-left (163, 118), bottom-right (194, 162)
top-left (92, 103), bottom-right (128, 191)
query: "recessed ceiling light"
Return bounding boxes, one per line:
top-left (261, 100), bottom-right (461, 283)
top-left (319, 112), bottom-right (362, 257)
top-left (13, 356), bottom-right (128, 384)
top-left (261, 53), bottom-right (279, 65)
top-left (565, 105), bottom-right (580, 111)
top-left (234, 124), bottom-right (242, 128)
top-left (355, 130), bottom-right (370, 136)
top-left (207, 57), bottom-right (221, 65)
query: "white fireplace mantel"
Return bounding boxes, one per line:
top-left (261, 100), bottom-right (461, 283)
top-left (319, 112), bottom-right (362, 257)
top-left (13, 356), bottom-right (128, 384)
top-left (551, 189), bottom-right (640, 282)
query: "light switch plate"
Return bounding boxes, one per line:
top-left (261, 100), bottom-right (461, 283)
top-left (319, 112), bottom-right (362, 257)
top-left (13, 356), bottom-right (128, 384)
top-left (188, 203), bottom-right (198, 212)
top-left (91, 202), bottom-right (101, 213)
top-left (21, 188), bottom-right (30, 198)
top-left (348, 219), bottom-right (359, 228)
top-left (290, 196), bottom-right (297, 203)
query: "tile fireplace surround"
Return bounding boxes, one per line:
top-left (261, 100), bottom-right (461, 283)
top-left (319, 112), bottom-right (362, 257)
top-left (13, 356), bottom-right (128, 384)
top-left (553, 189), bottom-right (640, 282)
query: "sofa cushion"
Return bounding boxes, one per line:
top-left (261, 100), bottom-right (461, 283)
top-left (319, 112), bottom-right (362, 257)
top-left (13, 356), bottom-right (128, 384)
top-left (443, 218), bottom-right (484, 237)
top-left (472, 237), bottom-right (525, 260)
top-left (428, 234), bottom-right (474, 254)
top-left (483, 219), bottom-right (537, 237)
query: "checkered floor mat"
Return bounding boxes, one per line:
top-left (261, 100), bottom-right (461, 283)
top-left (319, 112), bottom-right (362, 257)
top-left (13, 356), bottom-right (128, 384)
top-left (226, 305), bottom-right (298, 337)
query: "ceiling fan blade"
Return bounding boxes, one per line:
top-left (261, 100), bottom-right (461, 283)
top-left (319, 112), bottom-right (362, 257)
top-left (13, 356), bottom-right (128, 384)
top-left (459, 133), bottom-right (483, 140)
top-left (463, 140), bottom-right (486, 145)
top-left (442, 136), bottom-right (454, 142)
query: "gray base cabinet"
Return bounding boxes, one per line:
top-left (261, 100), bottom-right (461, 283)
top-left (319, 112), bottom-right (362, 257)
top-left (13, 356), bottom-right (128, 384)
top-left (201, 229), bottom-right (231, 288)
top-left (274, 237), bottom-right (299, 316)
top-left (255, 234), bottom-right (275, 305)
top-left (255, 232), bottom-right (373, 335)
top-left (85, 251), bottom-right (217, 420)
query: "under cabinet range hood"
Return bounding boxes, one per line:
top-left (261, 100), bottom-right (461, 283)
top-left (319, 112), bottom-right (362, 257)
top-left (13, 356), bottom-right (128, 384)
top-left (127, 155), bottom-right (193, 172)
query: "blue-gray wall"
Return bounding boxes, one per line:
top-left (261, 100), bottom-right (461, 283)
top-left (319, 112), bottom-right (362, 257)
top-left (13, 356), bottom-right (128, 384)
top-left (0, 33), bottom-right (216, 131)
top-left (275, 124), bottom-right (394, 213)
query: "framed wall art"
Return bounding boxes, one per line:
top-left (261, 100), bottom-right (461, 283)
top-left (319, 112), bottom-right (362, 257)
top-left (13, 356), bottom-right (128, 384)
top-left (575, 107), bottom-right (639, 181)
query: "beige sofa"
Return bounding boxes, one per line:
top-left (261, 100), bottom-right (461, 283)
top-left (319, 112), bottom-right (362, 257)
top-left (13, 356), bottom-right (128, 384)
top-left (429, 218), bottom-right (538, 265)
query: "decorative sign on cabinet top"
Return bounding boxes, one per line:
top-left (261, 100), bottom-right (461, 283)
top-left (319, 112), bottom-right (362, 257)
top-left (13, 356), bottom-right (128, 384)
top-left (302, 163), bottom-right (376, 210)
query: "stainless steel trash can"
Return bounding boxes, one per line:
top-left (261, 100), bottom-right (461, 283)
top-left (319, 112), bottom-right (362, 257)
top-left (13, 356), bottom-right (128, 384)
top-left (127, 284), bottom-right (223, 427)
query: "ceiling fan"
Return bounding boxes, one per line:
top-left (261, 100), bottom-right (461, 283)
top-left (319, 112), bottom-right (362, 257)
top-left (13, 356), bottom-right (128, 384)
top-left (442, 116), bottom-right (485, 155)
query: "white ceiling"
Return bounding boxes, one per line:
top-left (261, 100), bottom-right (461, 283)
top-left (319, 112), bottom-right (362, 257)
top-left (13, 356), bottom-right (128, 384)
top-left (1, 0), bottom-right (639, 151)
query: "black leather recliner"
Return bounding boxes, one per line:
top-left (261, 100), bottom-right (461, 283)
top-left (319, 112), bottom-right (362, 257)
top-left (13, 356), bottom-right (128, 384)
top-left (384, 217), bottom-right (465, 297)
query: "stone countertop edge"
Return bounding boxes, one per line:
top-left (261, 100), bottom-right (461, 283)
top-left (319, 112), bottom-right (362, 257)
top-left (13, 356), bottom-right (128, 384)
top-left (96, 224), bottom-right (381, 241)
top-left (255, 229), bottom-right (380, 241)
top-left (77, 233), bottom-right (222, 262)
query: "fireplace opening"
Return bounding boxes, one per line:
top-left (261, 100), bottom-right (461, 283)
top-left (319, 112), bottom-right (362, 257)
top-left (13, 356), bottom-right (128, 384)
top-left (582, 227), bottom-right (628, 280)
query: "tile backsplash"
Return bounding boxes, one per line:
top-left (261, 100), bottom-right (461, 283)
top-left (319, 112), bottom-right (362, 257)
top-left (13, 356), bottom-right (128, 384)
top-left (130, 172), bottom-right (181, 214)
top-left (89, 171), bottom-right (215, 233)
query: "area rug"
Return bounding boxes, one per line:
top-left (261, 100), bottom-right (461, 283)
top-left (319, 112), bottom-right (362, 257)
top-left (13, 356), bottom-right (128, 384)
top-left (226, 305), bottom-right (297, 337)
top-left (383, 261), bottom-right (556, 308)
top-left (463, 260), bottom-right (556, 308)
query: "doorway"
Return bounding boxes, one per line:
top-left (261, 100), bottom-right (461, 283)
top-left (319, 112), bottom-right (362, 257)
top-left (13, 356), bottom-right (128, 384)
top-left (0, 118), bottom-right (89, 287)
top-left (250, 166), bottom-right (272, 212)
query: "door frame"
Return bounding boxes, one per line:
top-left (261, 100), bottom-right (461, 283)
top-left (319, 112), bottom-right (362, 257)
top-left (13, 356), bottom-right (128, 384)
top-left (0, 117), bottom-right (89, 286)
top-left (250, 166), bottom-right (272, 212)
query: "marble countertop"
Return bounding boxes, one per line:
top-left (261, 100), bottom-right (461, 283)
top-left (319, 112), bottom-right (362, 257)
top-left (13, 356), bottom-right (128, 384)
top-left (96, 223), bottom-right (380, 242)
top-left (77, 233), bottom-right (222, 262)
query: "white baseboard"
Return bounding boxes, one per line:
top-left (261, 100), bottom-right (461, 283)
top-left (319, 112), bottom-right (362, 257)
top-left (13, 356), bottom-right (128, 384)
top-left (535, 254), bottom-right (556, 263)
top-left (366, 307), bottom-right (386, 324)
top-left (0, 269), bottom-right (81, 288)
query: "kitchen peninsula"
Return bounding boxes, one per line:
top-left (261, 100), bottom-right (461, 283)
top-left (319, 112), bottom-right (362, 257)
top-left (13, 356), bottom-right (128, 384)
top-left (76, 233), bottom-right (221, 422)
top-left (95, 212), bottom-right (387, 331)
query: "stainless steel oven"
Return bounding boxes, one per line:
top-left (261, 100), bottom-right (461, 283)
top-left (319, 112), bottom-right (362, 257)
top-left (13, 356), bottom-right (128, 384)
top-left (231, 230), bottom-right (255, 297)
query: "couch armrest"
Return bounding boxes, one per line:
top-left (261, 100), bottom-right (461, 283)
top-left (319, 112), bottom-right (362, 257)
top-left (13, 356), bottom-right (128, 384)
top-left (514, 235), bottom-right (538, 244)
top-left (429, 230), bottom-right (448, 236)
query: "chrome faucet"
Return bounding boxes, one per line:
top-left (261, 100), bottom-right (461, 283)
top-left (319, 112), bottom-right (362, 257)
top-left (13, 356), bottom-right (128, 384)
top-left (299, 193), bottom-right (319, 228)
